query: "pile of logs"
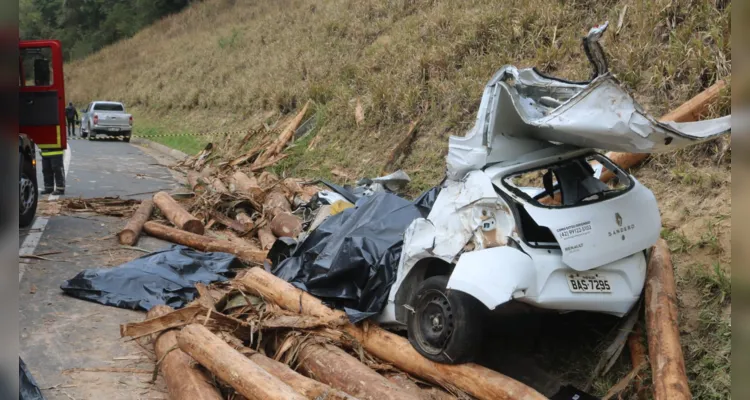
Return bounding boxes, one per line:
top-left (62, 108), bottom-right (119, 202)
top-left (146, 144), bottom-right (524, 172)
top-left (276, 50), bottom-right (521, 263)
top-left (121, 267), bottom-right (548, 400)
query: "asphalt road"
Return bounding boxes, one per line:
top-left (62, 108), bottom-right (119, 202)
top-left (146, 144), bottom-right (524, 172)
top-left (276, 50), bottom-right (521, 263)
top-left (19, 135), bottom-right (184, 400)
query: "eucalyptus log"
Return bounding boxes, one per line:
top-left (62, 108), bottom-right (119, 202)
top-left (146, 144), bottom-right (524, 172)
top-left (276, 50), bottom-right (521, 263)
top-left (645, 239), bottom-right (691, 400)
top-left (177, 324), bottom-right (306, 400)
top-left (118, 199), bottom-right (153, 246)
top-left (297, 343), bottom-right (419, 400)
top-left (153, 191), bottom-right (204, 234)
top-left (144, 221), bottom-right (266, 264)
top-left (146, 306), bottom-right (223, 400)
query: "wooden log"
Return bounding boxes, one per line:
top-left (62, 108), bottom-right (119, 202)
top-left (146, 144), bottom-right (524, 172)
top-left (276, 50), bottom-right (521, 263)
top-left (177, 324), bottom-right (307, 400)
top-left (144, 221), bottom-right (267, 264)
top-left (224, 341), bottom-right (357, 400)
top-left (264, 190), bottom-right (292, 219)
top-left (297, 343), bottom-right (419, 400)
top-left (385, 374), bottom-right (456, 400)
top-left (234, 268), bottom-right (546, 400)
top-left (146, 306), bottom-right (223, 400)
top-left (187, 171), bottom-right (207, 193)
top-left (270, 212), bottom-right (302, 238)
top-left (231, 171), bottom-right (266, 202)
top-left (645, 239), bottom-right (691, 400)
top-left (627, 323), bottom-right (649, 400)
top-left (254, 100), bottom-right (311, 167)
top-left (153, 191), bottom-right (205, 235)
top-left (257, 226), bottom-right (277, 250)
top-left (600, 80), bottom-right (727, 183)
top-left (118, 199), bottom-right (154, 246)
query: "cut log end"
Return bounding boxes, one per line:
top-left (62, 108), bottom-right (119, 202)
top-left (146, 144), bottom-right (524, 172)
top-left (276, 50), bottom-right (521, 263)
top-left (183, 220), bottom-right (206, 235)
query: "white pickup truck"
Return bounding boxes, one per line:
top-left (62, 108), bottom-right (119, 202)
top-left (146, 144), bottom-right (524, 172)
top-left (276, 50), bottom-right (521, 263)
top-left (81, 101), bottom-right (133, 142)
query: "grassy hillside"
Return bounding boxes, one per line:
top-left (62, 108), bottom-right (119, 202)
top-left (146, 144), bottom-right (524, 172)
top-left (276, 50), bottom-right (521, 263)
top-left (66, 0), bottom-right (731, 397)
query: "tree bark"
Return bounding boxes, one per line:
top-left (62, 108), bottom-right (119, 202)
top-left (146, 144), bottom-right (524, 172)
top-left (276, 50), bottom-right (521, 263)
top-left (385, 373), bottom-right (456, 400)
top-left (600, 80), bottom-right (726, 183)
top-left (296, 343), bottom-right (419, 400)
top-left (234, 268), bottom-right (546, 400)
top-left (231, 171), bottom-right (266, 202)
top-left (627, 323), bottom-right (649, 400)
top-left (153, 191), bottom-right (205, 235)
top-left (146, 306), bottom-right (223, 400)
top-left (118, 199), bottom-right (154, 246)
top-left (645, 239), bottom-right (691, 400)
top-left (257, 226), bottom-right (277, 250)
top-left (177, 324), bottom-right (307, 400)
top-left (144, 221), bottom-right (267, 264)
top-left (224, 342), bottom-right (358, 400)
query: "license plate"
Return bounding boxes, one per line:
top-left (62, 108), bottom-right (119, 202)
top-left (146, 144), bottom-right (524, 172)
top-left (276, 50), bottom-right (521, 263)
top-left (567, 273), bottom-right (611, 293)
top-left (109, 127), bottom-right (119, 132)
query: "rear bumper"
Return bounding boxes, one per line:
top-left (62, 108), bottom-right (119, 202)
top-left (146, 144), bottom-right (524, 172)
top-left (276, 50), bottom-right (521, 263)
top-left (447, 246), bottom-right (646, 317)
top-left (92, 128), bottom-right (131, 137)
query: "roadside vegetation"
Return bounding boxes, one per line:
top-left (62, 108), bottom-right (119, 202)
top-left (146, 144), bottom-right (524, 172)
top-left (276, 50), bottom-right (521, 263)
top-left (64, 0), bottom-right (731, 397)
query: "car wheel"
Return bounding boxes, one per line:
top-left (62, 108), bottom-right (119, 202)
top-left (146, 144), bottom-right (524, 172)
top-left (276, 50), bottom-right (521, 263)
top-left (407, 275), bottom-right (485, 364)
top-left (88, 132), bottom-right (95, 140)
top-left (19, 157), bottom-right (38, 228)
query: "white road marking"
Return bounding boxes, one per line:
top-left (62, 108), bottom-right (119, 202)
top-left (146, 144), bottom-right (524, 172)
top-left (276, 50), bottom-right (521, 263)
top-left (19, 144), bottom-right (73, 282)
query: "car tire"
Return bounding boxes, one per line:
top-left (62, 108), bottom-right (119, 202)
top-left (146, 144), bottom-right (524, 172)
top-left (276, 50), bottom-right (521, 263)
top-left (19, 157), bottom-right (38, 228)
top-left (406, 275), bottom-right (485, 364)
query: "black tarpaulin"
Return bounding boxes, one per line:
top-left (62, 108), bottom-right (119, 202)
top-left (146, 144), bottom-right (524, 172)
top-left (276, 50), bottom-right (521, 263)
top-left (60, 245), bottom-right (243, 311)
top-left (271, 187), bottom-right (440, 323)
top-left (20, 357), bottom-right (45, 400)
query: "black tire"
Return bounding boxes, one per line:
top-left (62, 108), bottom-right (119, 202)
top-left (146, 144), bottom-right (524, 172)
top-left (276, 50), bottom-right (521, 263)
top-left (406, 275), bottom-right (485, 364)
top-left (19, 157), bottom-right (38, 228)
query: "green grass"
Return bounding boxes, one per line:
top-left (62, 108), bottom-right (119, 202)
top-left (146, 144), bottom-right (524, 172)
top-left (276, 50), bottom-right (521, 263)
top-left (682, 262), bottom-right (731, 399)
top-left (132, 117), bottom-right (210, 155)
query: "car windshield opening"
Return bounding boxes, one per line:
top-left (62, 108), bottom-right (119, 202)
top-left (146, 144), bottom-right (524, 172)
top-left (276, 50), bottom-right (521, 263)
top-left (502, 153), bottom-right (632, 208)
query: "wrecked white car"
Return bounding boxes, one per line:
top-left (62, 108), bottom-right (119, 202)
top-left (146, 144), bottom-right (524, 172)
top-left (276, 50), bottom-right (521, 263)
top-left (375, 23), bottom-right (731, 364)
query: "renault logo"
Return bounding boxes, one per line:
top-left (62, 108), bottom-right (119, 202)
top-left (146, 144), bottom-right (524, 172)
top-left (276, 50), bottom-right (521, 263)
top-left (615, 212), bottom-right (622, 227)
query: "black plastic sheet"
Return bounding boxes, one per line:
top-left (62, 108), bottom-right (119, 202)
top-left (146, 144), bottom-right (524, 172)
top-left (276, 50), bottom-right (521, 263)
top-left (271, 187), bottom-right (440, 323)
top-left (60, 245), bottom-right (243, 311)
top-left (20, 357), bottom-right (45, 400)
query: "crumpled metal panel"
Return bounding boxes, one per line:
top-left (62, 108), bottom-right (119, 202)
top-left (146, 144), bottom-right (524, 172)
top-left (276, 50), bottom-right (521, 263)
top-left (446, 50), bottom-right (730, 180)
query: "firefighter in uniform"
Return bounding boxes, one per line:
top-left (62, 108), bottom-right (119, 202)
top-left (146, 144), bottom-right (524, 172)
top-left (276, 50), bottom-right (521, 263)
top-left (40, 147), bottom-right (65, 195)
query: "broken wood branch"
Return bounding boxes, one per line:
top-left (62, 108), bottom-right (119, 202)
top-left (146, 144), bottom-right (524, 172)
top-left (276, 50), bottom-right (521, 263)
top-left (153, 191), bottom-right (205, 234)
top-left (118, 199), bottom-right (154, 246)
top-left (254, 100), bottom-right (311, 167)
top-left (383, 117), bottom-right (422, 173)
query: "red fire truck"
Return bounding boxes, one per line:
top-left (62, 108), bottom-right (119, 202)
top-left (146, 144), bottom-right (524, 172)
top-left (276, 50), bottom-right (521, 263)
top-left (19, 39), bottom-right (66, 226)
